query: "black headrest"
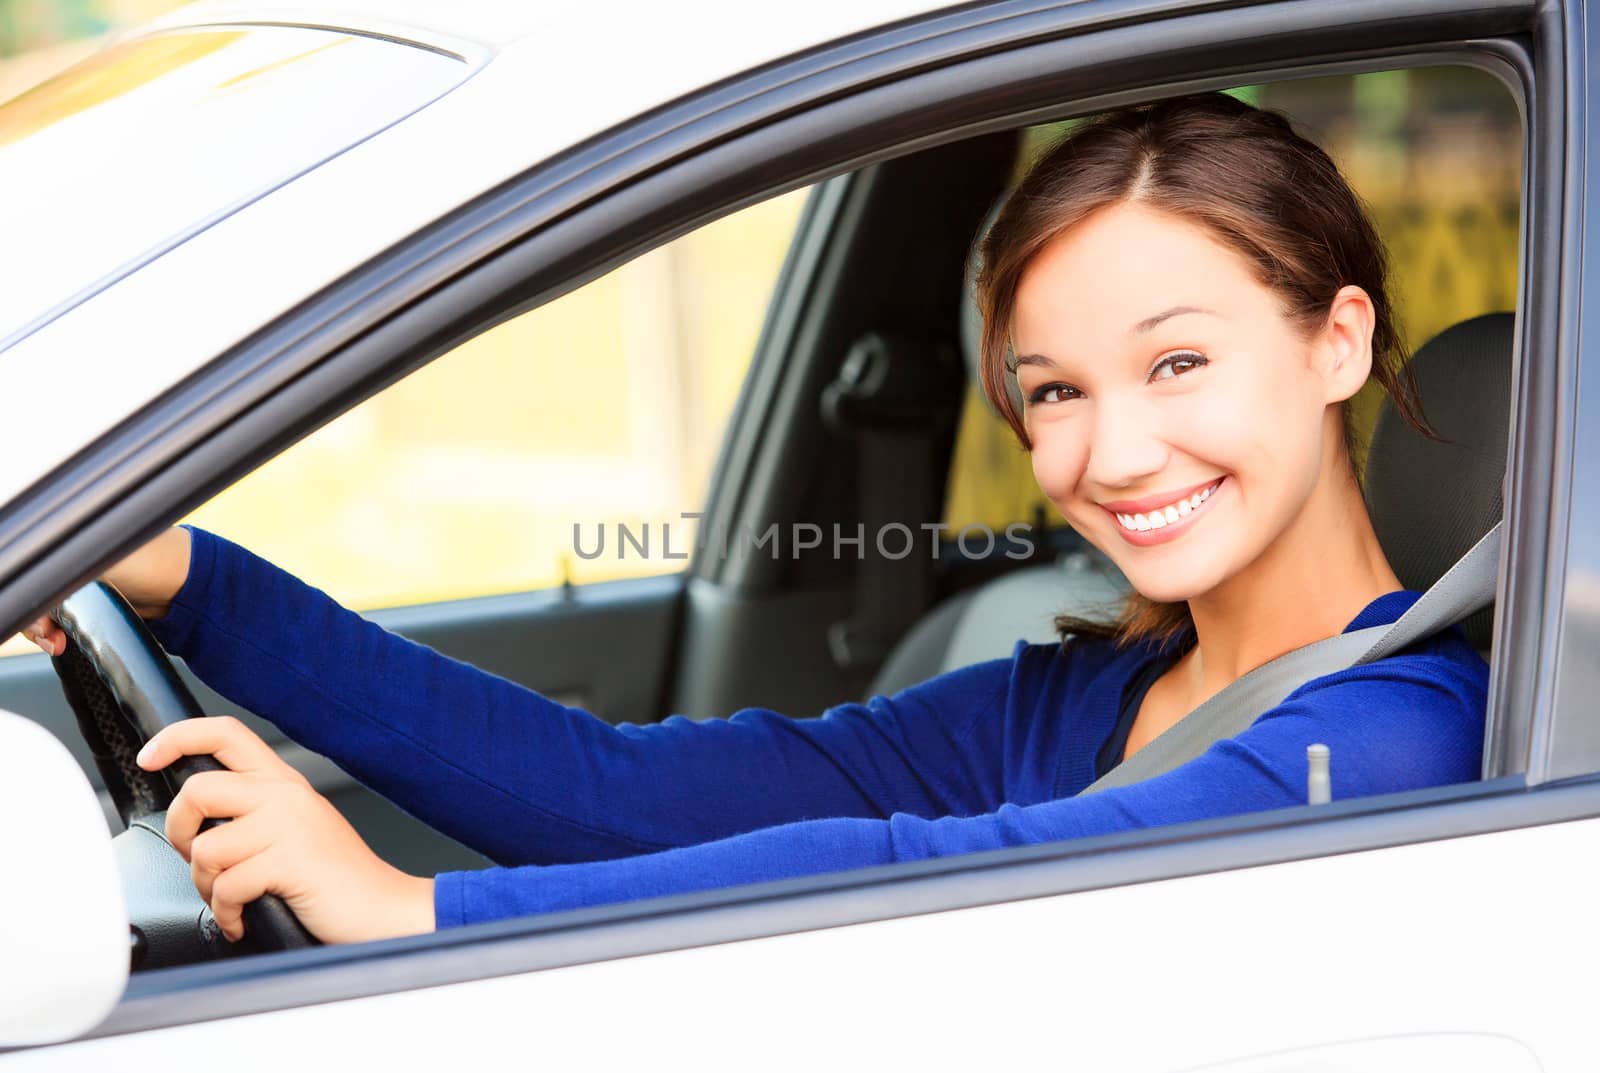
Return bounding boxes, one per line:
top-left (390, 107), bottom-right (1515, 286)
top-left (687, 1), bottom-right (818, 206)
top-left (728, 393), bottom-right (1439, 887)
top-left (1363, 312), bottom-right (1513, 649)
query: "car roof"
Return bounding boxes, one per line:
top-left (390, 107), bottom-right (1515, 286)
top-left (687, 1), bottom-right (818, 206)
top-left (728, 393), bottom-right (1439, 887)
top-left (0, 0), bottom-right (956, 510)
top-left (141, 0), bottom-right (568, 51)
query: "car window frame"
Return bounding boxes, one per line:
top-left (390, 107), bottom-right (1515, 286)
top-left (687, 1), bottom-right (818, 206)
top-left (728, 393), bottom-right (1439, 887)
top-left (0, 0), bottom-right (1569, 1041)
top-left (1527, 0), bottom-right (1600, 785)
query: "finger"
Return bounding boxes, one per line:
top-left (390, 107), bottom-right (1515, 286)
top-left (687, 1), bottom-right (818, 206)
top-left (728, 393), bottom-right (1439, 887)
top-left (189, 813), bottom-right (273, 905)
top-left (136, 715), bottom-right (290, 777)
top-left (164, 770), bottom-right (266, 861)
top-left (22, 618), bottom-right (63, 656)
top-left (209, 850), bottom-right (285, 943)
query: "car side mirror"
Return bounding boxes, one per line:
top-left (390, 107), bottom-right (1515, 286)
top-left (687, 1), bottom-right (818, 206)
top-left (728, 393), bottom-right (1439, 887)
top-left (0, 708), bottom-right (128, 1046)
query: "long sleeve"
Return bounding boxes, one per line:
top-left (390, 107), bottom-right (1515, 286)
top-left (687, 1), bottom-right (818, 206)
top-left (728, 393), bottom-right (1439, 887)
top-left (433, 647), bottom-right (1486, 925)
top-left (147, 527), bottom-right (1021, 867)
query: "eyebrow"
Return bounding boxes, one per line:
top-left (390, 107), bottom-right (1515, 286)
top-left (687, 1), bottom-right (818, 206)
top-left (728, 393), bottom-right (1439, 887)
top-left (1010, 305), bottom-right (1218, 370)
top-left (1132, 304), bottom-right (1216, 334)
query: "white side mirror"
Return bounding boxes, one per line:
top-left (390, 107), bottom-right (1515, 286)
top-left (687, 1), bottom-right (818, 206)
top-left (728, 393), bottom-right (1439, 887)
top-left (0, 709), bottom-right (128, 1045)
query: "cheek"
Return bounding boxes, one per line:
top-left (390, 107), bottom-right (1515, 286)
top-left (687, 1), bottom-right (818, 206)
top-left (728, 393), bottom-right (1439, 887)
top-left (1238, 360), bottom-right (1328, 463)
top-left (1027, 420), bottom-right (1088, 502)
top-left (1188, 357), bottom-right (1318, 455)
top-left (1177, 386), bottom-right (1260, 461)
top-left (1191, 361), bottom-right (1327, 513)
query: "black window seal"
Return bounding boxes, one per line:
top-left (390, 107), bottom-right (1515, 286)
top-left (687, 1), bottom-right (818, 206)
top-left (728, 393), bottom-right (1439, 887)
top-left (0, 0), bottom-right (1554, 1045)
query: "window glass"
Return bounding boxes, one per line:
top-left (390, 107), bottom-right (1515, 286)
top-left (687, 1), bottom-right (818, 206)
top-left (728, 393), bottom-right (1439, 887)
top-left (942, 67), bottom-right (1522, 535)
top-left (179, 188), bottom-right (812, 610)
top-left (0, 26), bottom-right (471, 345)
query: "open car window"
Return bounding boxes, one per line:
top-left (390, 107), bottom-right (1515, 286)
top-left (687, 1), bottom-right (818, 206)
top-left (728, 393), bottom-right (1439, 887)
top-left (128, 63), bottom-right (1525, 920)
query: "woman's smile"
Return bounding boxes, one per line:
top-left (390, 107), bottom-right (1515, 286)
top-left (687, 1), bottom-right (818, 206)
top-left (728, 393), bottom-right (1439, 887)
top-left (1100, 475), bottom-right (1227, 547)
top-left (1010, 199), bottom-right (1349, 605)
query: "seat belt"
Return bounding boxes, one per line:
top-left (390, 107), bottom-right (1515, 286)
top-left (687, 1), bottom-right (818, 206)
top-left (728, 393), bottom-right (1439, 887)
top-left (1079, 520), bottom-right (1502, 795)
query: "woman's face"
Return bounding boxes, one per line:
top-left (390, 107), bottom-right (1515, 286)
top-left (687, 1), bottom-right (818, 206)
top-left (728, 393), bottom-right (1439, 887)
top-left (1011, 201), bottom-right (1352, 605)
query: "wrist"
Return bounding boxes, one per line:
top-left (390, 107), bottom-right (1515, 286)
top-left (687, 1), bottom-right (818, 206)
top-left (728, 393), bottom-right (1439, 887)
top-left (153, 526), bottom-right (193, 617)
top-left (112, 525), bottom-right (194, 621)
top-left (382, 871), bottom-right (437, 940)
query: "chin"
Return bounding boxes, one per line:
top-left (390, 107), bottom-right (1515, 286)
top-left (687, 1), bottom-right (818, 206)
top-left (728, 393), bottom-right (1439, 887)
top-left (1122, 574), bottom-right (1203, 606)
top-left (1126, 582), bottom-right (1203, 607)
top-left (1110, 552), bottom-right (1231, 606)
top-left (1077, 513), bottom-right (1242, 606)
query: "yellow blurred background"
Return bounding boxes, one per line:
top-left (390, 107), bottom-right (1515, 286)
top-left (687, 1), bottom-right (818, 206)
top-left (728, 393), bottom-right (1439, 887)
top-left (184, 188), bottom-right (811, 607)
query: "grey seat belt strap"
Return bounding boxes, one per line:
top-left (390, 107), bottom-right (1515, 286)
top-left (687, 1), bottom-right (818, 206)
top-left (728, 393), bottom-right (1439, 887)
top-left (1078, 520), bottom-right (1502, 795)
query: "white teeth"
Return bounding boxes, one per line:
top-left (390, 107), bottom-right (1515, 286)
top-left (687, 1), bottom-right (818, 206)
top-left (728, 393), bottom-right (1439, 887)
top-left (1112, 478), bottom-right (1222, 534)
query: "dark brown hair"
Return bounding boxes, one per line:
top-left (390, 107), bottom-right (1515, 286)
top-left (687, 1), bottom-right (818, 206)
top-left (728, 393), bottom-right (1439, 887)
top-left (974, 91), bottom-right (1438, 649)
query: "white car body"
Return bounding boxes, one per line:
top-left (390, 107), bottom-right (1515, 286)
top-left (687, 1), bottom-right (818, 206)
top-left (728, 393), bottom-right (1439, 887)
top-left (5, 815), bottom-right (1595, 1071)
top-left (3, 0), bottom-right (1594, 1067)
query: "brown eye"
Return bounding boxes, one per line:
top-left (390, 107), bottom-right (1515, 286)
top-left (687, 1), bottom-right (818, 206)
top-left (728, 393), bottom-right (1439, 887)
top-left (1026, 383), bottom-right (1084, 406)
top-left (1150, 351), bottom-right (1208, 381)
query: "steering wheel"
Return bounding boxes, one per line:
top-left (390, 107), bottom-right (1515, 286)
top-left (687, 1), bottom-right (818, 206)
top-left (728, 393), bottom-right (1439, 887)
top-left (48, 580), bottom-right (319, 968)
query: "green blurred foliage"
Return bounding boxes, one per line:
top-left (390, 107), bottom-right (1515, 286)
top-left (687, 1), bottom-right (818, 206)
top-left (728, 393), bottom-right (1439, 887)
top-left (0, 0), bottom-right (184, 56)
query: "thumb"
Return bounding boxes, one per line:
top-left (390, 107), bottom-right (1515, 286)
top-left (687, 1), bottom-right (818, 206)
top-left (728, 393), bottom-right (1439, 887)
top-left (22, 617), bottom-right (63, 657)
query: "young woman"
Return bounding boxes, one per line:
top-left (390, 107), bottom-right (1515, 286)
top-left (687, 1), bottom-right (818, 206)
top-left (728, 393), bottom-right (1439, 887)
top-left (27, 91), bottom-right (1488, 946)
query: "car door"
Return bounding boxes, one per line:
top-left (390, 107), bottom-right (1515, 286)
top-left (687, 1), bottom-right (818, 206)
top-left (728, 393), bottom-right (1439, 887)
top-left (5, 0), bottom-right (1596, 1068)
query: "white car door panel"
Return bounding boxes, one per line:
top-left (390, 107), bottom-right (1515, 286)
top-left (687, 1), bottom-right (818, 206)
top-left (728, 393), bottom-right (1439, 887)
top-left (13, 815), bottom-right (1594, 1071)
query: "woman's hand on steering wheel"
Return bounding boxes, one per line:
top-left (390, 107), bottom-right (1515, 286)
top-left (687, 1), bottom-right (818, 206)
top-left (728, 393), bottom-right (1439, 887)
top-left (137, 715), bottom-right (437, 945)
top-left (22, 526), bottom-right (194, 656)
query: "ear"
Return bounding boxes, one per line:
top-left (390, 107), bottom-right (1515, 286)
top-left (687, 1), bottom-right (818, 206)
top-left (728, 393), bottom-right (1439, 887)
top-left (1313, 284), bottom-right (1376, 404)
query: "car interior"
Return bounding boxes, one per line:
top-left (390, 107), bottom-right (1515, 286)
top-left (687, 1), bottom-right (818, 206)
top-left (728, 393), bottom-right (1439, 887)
top-left (0, 64), bottom-right (1523, 967)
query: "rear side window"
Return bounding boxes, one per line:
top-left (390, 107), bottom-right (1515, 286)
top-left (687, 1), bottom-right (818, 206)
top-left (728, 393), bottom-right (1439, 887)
top-left (0, 26), bottom-right (474, 346)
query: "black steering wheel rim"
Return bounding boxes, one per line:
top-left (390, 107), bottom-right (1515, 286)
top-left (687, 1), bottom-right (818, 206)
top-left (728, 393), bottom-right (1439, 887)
top-left (49, 580), bottom-right (320, 961)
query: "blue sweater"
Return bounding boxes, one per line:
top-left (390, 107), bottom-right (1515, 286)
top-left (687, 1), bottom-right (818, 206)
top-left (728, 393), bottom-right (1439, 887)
top-left (148, 527), bottom-right (1488, 928)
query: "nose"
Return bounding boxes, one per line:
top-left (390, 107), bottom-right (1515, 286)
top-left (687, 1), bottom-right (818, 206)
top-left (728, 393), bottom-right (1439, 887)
top-left (1081, 391), bottom-right (1170, 493)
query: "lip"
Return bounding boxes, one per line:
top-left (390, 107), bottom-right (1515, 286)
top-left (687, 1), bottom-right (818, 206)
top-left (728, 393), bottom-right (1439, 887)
top-left (1099, 476), bottom-right (1225, 515)
top-left (1101, 475), bottom-right (1227, 548)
